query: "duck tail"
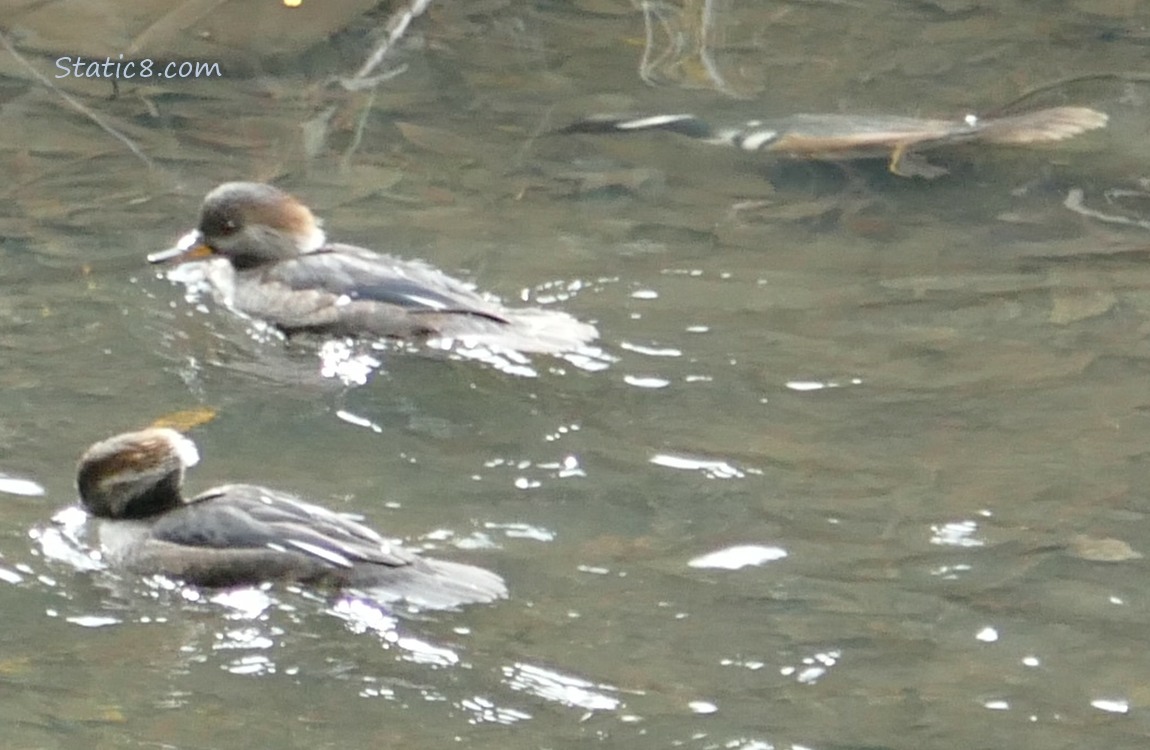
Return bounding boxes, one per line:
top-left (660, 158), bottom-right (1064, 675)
top-left (435, 307), bottom-right (601, 356)
top-left (973, 106), bottom-right (1108, 144)
top-left (355, 557), bottom-right (508, 611)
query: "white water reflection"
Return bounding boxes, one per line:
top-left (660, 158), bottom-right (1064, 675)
top-left (223, 654), bottom-right (276, 676)
top-left (428, 337), bottom-right (539, 378)
top-left (502, 662), bottom-right (623, 711)
top-left (720, 657), bottom-right (765, 670)
top-left (619, 340), bottom-right (682, 357)
top-left (544, 422), bottom-right (581, 442)
top-left (480, 454), bottom-right (589, 488)
top-left (930, 520), bottom-right (985, 547)
top-left (215, 627), bottom-right (276, 651)
top-left (1091, 698), bottom-right (1129, 714)
top-left (212, 587), bottom-right (277, 619)
top-left (65, 615), bottom-right (120, 628)
top-left (335, 408), bottom-right (385, 433)
top-left (784, 378), bottom-right (863, 391)
top-left (31, 505), bottom-right (104, 572)
top-left (0, 473), bottom-right (45, 497)
top-left (319, 339), bottom-right (383, 385)
top-left (623, 374), bottom-right (671, 388)
top-left (0, 565), bottom-right (24, 584)
top-left (483, 522), bottom-right (556, 543)
top-left (688, 544), bottom-right (787, 570)
top-left (650, 452), bottom-right (756, 479)
top-left (330, 596), bottom-right (461, 667)
top-left (780, 649), bottom-right (841, 685)
top-left (459, 695), bottom-right (533, 725)
top-left (8, 2), bottom-right (1143, 747)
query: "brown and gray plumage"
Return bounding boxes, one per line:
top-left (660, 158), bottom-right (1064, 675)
top-left (148, 182), bottom-right (597, 354)
top-left (561, 106), bottom-right (1108, 178)
top-left (76, 428), bottom-right (507, 610)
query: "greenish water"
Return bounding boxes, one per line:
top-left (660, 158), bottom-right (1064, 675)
top-left (3, 1), bottom-right (1150, 748)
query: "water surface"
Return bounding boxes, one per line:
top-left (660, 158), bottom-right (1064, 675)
top-left (3, 1), bottom-right (1150, 748)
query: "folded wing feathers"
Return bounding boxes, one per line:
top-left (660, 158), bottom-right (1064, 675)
top-left (286, 539), bottom-right (356, 568)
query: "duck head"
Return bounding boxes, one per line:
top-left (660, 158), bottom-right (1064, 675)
top-left (148, 182), bottom-right (327, 270)
top-left (77, 428), bottom-right (201, 520)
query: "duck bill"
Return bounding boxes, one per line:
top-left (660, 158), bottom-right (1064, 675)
top-left (147, 230), bottom-right (215, 265)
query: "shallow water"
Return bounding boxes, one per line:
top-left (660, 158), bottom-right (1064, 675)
top-left (4, 1), bottom-right (1150, 748)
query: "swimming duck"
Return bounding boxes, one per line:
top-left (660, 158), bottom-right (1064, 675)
top-left (76, 428), bottom-right (507, 610)
top-left (148, 182), bottom-right (597, 354)
top-left (561, 106), bottom-right (1108, 178)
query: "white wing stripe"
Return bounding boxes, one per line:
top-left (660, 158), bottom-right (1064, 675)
top-left (618, 114), bottom-right (696, 130)
top-left (285, 539), bottom-right (355, 568)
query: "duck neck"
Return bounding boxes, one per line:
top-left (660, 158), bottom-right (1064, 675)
top-left (116, 471), bottom-right (186, 519)
top-left (229, 254), bottom-right (270, 271)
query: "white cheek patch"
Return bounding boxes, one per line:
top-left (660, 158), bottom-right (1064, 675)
top-left (301, 224), bottom-right (326, 253)
top-left (168, 432), bottom-right (201, 468)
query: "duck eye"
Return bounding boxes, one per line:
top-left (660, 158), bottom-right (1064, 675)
top-left (220, 220), bottom-right (238, 235)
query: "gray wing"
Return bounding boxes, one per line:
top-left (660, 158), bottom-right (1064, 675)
top-left (139, 485), bottom-right (507, 608)
top-left (153, 484), bottom-right (416, 570)
top-left (267, 246), bottom-right (509, 322)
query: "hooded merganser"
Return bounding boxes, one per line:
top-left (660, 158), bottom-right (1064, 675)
top-left (561, 106), bottom-right (1108, 178)
top-left (76, 428), bottom-right (507, 610)
top-left (148, 182), bottom-right (598, 354)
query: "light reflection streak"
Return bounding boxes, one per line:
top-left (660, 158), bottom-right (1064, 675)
top-left (1091, 698), bottom-right (1129, 714)
top-left (484, 522), bottom-right (556, 543)
top-left (460, 695), bottom-right (532, 725)
top-left (619, 340), bottom-right (682, 357)
top-left (0, 473), bottom-right (45, 496)
top-left (330, 596), bottom-right (461, 668)
top-left (502, 662), bottom-right (622, 711)
top-left (624, 375), bottom-right (671, 388)
top-left (689, 544), bottom-right (787, 570)
top-left (785, 378), bottom-right (863, 391)
top-left (650, 452), bottom-right (757, 479)
top-left (930, 520), bottom-right (984, 547)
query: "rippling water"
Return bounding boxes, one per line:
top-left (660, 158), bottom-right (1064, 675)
top-left (3, 1), bottom-right (1150, 748)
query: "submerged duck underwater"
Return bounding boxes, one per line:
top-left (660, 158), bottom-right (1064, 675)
top-left (561, 105), bottom-right (1109, 179)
